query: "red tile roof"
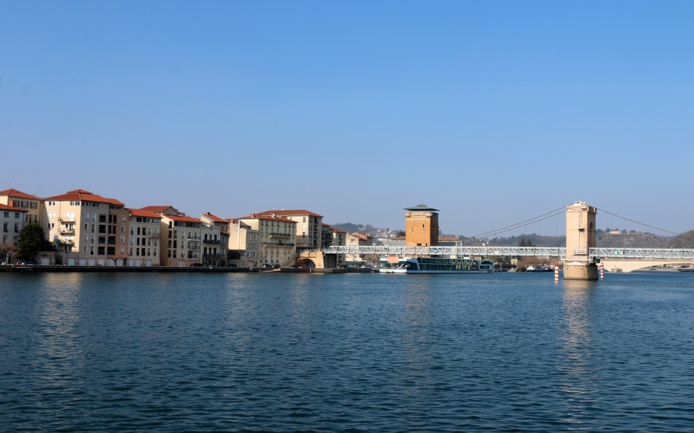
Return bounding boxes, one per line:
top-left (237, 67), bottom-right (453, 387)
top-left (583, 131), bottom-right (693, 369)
top-left (162, 214), bottom-right (201, 223)
top-left (238, 214), bottom-right (297, 223)
top-left (128, 208), bottom-right (162, 219)
top-left (0, 203), bottom-right (28, 212)
top-left (202, 212), bottom-right (226, 223)
top-left (256, 209), bottom-right (323, 218)
top-left (44, 189), bottom-right (124, 206)
top-left (0, 188), bottom-right (41, 200)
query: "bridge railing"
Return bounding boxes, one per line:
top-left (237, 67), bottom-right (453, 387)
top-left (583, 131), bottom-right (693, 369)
top-left (323, 245), bottom-right (694, 260)
top-left (590, 248), bottom-right (694, 259)
top-left (324, 245), bottom-right (566, 258)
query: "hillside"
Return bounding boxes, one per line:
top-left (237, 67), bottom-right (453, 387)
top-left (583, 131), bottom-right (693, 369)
top-left (332, 224), bottom-right (694, 249)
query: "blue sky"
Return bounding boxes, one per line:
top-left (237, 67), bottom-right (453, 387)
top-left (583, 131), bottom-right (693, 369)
top-left (2, 1), bottom-right (693, 236)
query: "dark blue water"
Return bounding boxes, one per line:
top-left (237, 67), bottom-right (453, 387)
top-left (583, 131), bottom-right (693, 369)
top-left (1, 271), bottom-right (693, 432)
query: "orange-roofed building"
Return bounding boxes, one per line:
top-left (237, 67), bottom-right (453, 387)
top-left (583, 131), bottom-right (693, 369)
top-left (43, 189), bottom-right (129, 266)
top-left (160, 214), bottom-right (202, 266)
top-left (255, 209), bottom-right (323, 251)
top-left (199, 212), bottom-right (229, 267)
top-left (0, 188), bottom-right (42, 225)
top-left (236, 213), bottom-right (297, 267)
top-left (127, 208), bottom-right (162, 266)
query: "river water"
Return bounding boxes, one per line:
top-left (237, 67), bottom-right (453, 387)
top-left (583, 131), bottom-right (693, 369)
top-left (1, 271), bottom-right (693, 432)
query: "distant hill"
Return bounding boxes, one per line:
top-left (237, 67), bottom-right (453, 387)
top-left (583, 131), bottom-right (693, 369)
top-left (331, 223), bottom-right (694, 249)
top-left (662, 230), bottom-right (694, 248)
top-left (332, 223), bottom-right (376, 234)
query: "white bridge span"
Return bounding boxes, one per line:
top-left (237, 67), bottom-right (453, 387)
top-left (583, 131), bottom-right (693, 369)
top-left (323, 246), bottom-right (694, 260)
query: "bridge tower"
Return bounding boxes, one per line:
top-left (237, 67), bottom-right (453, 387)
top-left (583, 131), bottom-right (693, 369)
top-left (404, 204), bottom-right (439, 246)
top-left (564, 201), bottom-right (598, 280)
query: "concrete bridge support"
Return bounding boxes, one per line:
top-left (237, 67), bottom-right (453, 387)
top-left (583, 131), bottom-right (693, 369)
top-left (564, 201), bottom-right (599, 280)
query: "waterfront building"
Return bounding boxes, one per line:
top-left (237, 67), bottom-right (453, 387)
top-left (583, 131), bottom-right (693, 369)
top-left (0, 189), bottom-right (42, 225)
top-left (43, 189), bottom-right (129, 266)
top-left (227, 218), bottom-right (259, 268)
top-left (346, 231), bottom-right (372, 263)
top-left (322, 224), bottom-right (346, 267)
top-left (200, 212), bottom-right (229, 267)
top-left (256, 209), bottom-right (323, 251)
top-left (0, 203), bottom-right (28, 247)
top-left (160, 214), bottom-right (202, 267)
top-left (127, 208), bottom-right (161, 267)
top-left (236, 213), bottom-right (297, 267)
top-left (404, 204), bottom-right (439, 246)
top-left (140, 205), bottom-right (185, 217)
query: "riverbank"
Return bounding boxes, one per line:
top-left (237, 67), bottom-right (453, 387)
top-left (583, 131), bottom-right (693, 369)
top-left (0, 265), bottom-right (366, 274)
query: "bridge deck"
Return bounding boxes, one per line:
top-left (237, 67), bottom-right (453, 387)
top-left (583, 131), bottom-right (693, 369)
top-left (323, 246), bottom-right (694, 260)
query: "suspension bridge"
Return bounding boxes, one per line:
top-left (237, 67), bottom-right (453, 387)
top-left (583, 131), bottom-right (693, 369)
top-left (322, 201), bottom-right (694, 278)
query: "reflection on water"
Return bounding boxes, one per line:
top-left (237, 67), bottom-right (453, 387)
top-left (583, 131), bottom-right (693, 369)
top-left (2, 272), bottom-right (694, 432)
top-left (560, 279), bottom-right (600, 426)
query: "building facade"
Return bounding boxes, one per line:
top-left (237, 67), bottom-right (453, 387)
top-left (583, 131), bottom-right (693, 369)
top-left (200, 212), bottom-right (229, 267)
top-left (43, 189), bottom-right (129, 266)
top-left (0, 189), bottom-right (42, 225)
top-left (404, 204), bottom-right (439, 246)
top-left (256, 210), bottom-right (323, 251)
top-left (160, 214), bottom-right (202, 267)
top-left (128, 208), bottom-right (161, 266)
top-left (237, 213), bottom-right (297, 267)
top-left (1, 204), bottom-right (28, 247)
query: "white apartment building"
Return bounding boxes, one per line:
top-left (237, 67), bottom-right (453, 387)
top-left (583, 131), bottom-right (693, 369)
top-left (237, 213), bottom-right (297, 267)
top-left (128, 208), bottom-right (161, 266)
top-left (43, 189), bottom-right (129, 266)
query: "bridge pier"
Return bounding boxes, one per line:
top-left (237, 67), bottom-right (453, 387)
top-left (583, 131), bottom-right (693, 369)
top-left (564, 201), bottom-right (599, 281)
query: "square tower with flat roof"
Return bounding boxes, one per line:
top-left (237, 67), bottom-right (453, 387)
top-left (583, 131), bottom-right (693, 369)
top-left (404, 204), bottom-right (439, 246)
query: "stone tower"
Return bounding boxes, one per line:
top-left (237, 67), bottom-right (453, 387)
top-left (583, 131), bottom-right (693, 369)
top-left (564, 201), bottom-right (598, 280)
top-left (404, 204), bottom-right (439, 246)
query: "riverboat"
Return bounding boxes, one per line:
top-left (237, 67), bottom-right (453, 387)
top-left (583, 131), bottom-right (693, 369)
top-left (404, 257), bottom-right (494, 274)
top-left (379, 258), bottom-right (409, 274)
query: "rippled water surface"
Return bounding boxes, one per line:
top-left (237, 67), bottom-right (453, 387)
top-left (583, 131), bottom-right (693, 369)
top-left (1, 271), bottom-right (693, 432)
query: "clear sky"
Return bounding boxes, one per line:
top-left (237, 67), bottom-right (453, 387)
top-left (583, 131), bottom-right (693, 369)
top-left (2, 1), bottom-right (693, 236)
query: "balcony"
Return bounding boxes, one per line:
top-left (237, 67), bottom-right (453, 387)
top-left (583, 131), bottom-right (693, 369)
top-left (60, 228), bottom-right (75, 235)
top-left (261, 242), bottom-right (295, 247)
top-left (268, 232), bottom-right (292, 238)
top-left (203, 239), bottom-right (222, 245)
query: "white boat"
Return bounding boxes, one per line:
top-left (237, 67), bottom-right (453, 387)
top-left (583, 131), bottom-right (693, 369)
top-left (379, 259), bottom-right (408, 274)
top-left (405, 257), bottom-right (494, 274)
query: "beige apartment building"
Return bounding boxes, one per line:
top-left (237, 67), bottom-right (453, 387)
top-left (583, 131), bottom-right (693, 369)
top-left (256, 209), bottom-right (323, 251)
top-left (227, 218), bottom-right (259, 268)
top-left (1, 204), bottom-right (28, 247)
top-left (200, 212), bottom-right (229, 267)
top-left (160, 214), bottom-right (202, 267)
top-left (43, 189), bottom-right (129, 266)
top-left (128, 208), bottom-right (161, 266)
top-left (0, 189), bottom-right (42, 225)
top-left (237, 213), bottom-right (297, 267)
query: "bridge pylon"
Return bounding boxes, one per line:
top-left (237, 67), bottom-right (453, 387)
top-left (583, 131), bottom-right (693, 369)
top-left (564, 201), bottom-right (599, 280)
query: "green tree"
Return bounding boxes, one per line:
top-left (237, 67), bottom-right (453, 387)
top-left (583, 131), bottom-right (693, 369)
top-left (16, 223), bottom-right (52, 261)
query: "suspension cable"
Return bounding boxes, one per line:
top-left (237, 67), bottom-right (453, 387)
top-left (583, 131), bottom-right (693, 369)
top-left (595, 207), bottom-right (680, 236)
top-left (472, 206), bottom-right (567, 238)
